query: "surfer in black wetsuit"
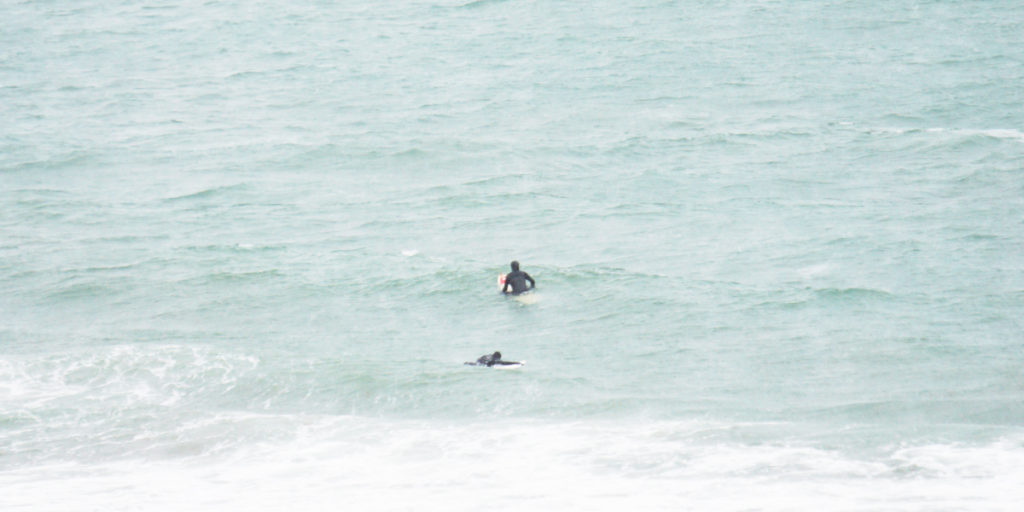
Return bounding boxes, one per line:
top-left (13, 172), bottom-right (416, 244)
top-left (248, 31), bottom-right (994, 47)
top-left (464, 351), bottom-right (520, 367)
top-left (502, 260), bottom-right (535, 295)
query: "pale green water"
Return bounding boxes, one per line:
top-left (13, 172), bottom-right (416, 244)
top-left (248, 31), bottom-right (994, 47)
top-left (2, 1), bottom-right (1023, 510)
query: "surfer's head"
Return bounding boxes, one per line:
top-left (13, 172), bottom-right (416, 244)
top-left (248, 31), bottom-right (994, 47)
top-left (492, 351), bottom-right (501, 360)
top-left (510, 260), bottom-right (520, 271)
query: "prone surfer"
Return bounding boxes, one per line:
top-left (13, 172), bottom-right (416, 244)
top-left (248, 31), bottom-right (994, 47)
top-left (465, 351), bottom-right (520, 367)
top-left (502, 260), bottom-right (535, 295)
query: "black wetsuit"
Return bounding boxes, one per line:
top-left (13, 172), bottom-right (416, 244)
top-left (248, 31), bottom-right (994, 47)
top-left (465, 353), bottom-right (520, 366)
top-left (502, 270), bottom-right (535, 295)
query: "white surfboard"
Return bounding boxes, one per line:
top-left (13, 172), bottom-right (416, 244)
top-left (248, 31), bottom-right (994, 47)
top-left (495, 361), bottom-right (525, 369)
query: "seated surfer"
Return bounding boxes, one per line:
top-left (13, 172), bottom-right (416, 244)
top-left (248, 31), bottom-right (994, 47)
top-left (502, 260), bottom-right (535, 295)
top-left (465, 351), bottom-right (520, 367)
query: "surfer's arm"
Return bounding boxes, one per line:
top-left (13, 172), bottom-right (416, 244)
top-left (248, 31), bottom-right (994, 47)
top-left (525, 273), bottom-right (535, 289)
top-left (502, 275), bottom-right (511, 294)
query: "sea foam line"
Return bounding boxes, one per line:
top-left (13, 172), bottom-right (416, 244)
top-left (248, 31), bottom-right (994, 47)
top-left (1, 417), bottom-right (1021, 511)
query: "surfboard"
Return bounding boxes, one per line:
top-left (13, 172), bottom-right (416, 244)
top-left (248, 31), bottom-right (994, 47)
top-left (464, 360), bottom-right (525, 368)
top-left (495, 361), bottom-right (524, 369)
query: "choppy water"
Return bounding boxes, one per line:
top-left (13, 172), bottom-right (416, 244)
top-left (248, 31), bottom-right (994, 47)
top-left (2, 1), bottom-right (1023, 510)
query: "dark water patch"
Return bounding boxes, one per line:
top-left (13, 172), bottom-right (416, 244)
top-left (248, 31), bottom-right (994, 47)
top-left (390, 147), bottom-right (429, 159)
top-left (2, 150), bottom-right (98, 173)
top-left (811, 286), bottom-right (894, 302)
top-left (552, 265), bottom-right (667, 285)
top-left (952, 165), bottom-right (1023, 187)
top-left (45, 277), bottom-right (135, 302)
top-left (599, 202), bottom-right (677, 218)
top-left (948, 232), bottom-right (1006, 243)
top-left (353, 267), bottom-right (491, 298)
top-left (822, 235), bottom-right (873, 248)
top-left (68, 263), bottom-right (146, 275)
top-left (928, 128), bottom-right (1024, 151)
top-left (457, 0), bottom-right (512, 10)
top-left (180, 269), bottom-right (284, 285)
top-left (90, 233), bottom-right (171, 245)
top-left (178, 243), bottom-right (289, 255)
top-left (742, 285), bottom-right (901, 316)
top-left (459, 172), bottom-right (530, 188)
top-left (162, 183), bottom-right (250, 203)
top-left (748, 297), bottom-right (810, 312)
top-left (6, 195), bottom-right (83, 221)
top-left (402, 186), bottom-right (541, 211)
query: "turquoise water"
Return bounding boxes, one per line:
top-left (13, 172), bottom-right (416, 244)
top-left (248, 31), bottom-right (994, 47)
top-left (2, 1), bottom-right (1023, 509)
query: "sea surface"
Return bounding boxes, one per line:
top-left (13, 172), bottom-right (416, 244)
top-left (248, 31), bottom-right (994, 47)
top-left (2, 1), bottom-right (1023, 510)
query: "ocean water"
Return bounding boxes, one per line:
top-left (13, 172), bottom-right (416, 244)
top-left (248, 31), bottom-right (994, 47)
top-left (2, 0), bottom-right (1023, 509)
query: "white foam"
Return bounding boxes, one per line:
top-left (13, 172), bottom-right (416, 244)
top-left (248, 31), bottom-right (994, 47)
top-left (797, 263), bottom-right (832, 279)
top-left (926, 127), bottom-right (1024, 142)
top-left (871, 127), bottom-right (1024, 143)
top-left (2, 418), bottom-right (1022, 512)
